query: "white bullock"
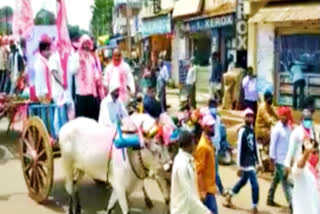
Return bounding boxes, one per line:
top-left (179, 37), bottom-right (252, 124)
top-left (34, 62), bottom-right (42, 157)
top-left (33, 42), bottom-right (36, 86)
top-left (59, 113), bottom-right (172, 214)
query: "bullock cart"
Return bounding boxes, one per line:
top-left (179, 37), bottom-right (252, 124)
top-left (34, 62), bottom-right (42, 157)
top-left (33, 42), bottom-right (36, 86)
top-left (19, 102), bottom-right (67, 203)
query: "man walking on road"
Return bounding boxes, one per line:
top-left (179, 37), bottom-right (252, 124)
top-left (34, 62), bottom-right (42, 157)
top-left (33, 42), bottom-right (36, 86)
top-left (186, 57), bottom-right (197, 109)
top-left (224, 108), bottom-right (261, 214)
top-left (209, 52), bottom-right (223, 103)
top-left (194, 114), bottom-right (218, 214)
top-left (170, 130), bottom-right (212, 214)
top-left (267, 106), bottom-right (292, 210)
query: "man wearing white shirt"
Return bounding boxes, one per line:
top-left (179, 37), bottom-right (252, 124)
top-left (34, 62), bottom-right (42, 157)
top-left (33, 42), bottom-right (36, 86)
top-left (34, 35), bottom-right (52, 102)
top-left (157, 59), bottom-right (169, 112)
top-left (49, 51), bottom-right (74, 136)
top-left (103, 48), bottom-right (135, 105)
top-left (98, 83), bottom-right (128, 128)
top-left (186, 57), bottom-right (197, 108)
top-left (242, 67), bottom-right (258, 121)
top-left (170, 130), bottom-right (212, 214)
top-left (267, 106), bottom-right (292, 208)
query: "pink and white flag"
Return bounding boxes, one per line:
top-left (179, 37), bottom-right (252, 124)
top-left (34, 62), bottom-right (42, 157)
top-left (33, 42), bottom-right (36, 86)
top-left (13, 0), bottom-right (34, 38)
top-left (56, 0), bottom-right (73, 89)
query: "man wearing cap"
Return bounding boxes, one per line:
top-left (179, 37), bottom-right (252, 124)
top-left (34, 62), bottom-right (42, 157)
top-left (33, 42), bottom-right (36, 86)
top-left (34, 35), bottom-right (53, 102)
top-left (255, 91), bottom-right (278, 145)
top-left (103, 48), bottom-right (135, 105)
top-left (267, 106), bottom-right (292, 209)
top-left (98, 83), bottom-right (128, 127)
top-left (68, 34), bottom-right (102, 120)
top-left (224, 108), bottom-right (261, 214)
top-left (170, 130), bottom-right (212, 214)
top-left (194, 114), bottom-right (218, 214)
top-left (185, 57), bottom-right (197, 109)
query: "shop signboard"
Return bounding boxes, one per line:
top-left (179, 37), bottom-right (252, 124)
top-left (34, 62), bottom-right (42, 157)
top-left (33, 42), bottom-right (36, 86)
top-left (236, 0), bottom-right (248, 50)
top-left (183, 14), bottom-right (234, 33)
top-left (141, 14), bottom-right (171, 37)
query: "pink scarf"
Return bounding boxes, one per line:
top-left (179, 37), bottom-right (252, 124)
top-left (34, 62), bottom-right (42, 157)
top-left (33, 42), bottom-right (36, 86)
top-left (39, 54), bottom-right (52, 100)
top-left (107, 62), bottom-right (128, 103)
top-left (307, 161), bottom-right (320, 197)
top-left (78, 50), bottom-right (97, 97)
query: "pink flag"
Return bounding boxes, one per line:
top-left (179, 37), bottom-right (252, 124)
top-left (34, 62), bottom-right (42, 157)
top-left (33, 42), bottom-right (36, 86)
top-left (13, 0), bottom-right (34, 38)
top-left (56, 0), bottom-right (73, 89)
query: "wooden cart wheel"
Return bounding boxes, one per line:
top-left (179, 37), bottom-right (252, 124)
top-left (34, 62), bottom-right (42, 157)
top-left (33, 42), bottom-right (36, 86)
top-left (20, 117), bottom-right (54, 203)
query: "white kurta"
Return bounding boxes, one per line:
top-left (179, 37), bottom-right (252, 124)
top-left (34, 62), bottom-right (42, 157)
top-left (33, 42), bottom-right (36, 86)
top-left (292, 160), bottom-right (320, 214)
top-left (170, 149), bottom-right (210, 214)
top-left (103, 61), bottom-right (135, 95)
top-left (98, 95), bottom-right (128, 127)
top-left (34, 53), bottom-right (48, 99)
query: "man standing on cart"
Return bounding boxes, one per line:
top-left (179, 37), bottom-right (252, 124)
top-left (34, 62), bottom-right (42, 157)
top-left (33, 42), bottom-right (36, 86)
top-left (68, 35), bottom-right (102, 120)
top-left (34, 35), bottom-right (53, 103)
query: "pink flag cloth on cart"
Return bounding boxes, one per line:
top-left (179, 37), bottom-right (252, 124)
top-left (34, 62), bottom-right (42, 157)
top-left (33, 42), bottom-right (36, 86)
top-left (13, 0), bottom-right (34, 38)
top-left (56, 0), bottom-right (73, 89)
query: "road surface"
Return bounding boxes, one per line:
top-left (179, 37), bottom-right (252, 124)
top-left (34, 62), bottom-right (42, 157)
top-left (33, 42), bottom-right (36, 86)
top-left (0, 118), bottom-right (290, 214)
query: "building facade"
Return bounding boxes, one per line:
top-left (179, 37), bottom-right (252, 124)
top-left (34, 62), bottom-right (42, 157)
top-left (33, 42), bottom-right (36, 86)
top-left (171, 0), bottom-right (237, 85)
top-left (248, 0), bottom-right (320, 108)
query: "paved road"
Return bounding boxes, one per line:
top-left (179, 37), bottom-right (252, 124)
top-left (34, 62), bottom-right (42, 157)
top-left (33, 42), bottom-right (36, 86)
top-left (0, 118), bottom-right (290, 214)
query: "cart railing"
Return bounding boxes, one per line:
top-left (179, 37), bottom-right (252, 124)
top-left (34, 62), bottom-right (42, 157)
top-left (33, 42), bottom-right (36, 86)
top-left (27, 103), bottom-right (68, 139)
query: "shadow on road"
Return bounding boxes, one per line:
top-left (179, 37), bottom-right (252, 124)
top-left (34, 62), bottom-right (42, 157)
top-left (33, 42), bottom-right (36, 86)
top-left (0, 130), bottom-right (21, 164)
top-left (43, 179), bottom-right (168, 214)
top-left (0, 192), bottom-right (26, 201)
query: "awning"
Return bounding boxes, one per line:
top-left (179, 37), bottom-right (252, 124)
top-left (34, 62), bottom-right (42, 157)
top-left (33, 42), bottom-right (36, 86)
top-left (249, 3), bottom-right (320, 23)
top-left (172, 0), bottom-right (202, 18)
top-left (204, 0), bottom-right (235, 17)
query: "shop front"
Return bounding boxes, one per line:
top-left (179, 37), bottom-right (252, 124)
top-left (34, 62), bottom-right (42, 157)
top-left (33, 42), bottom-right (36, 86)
top-left (140, 14), bottom-right (172, 67)
top-left (182, 13), bottom-right (236, 71)
top-left (249, 2), bottom-right (320, 108)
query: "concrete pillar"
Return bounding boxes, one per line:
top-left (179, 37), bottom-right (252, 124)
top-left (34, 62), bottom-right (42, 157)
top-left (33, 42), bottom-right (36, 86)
top-left (256, 23), bottom-right (275, 96)
top-left (247, 22), bottom-right (257, 71)
top-left (171, 24), bottom-right (186, 86)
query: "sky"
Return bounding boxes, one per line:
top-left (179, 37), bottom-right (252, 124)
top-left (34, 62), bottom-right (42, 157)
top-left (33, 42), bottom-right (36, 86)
top-left (0, 0), bottom-right (94, 30)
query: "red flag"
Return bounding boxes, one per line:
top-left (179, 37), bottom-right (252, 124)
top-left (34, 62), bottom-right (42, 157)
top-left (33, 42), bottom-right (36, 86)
top-left (56, 0), bottom-right (73, 89)
top-left (13, 0), bottom-right (34, 38)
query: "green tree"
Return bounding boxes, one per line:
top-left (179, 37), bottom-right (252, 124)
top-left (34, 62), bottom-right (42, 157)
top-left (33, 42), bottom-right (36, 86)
top-left (90, 0), bottom-right (114, 38)
top-left (0, 6), bottom-right (13, 34)
top-left (34, 9), bottom-right (56, 25)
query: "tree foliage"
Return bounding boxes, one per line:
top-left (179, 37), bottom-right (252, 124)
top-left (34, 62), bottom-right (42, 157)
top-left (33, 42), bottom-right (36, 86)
top-left (90, 0), bottom-right (114, 38)
top-left (0, 6), bottom-right (13, 34)
top-left (34, 8), bottom-right (56, 25)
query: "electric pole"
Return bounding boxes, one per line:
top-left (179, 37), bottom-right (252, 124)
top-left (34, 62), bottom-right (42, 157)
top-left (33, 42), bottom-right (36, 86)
top-left (126, 0), bottom-right (132, 58)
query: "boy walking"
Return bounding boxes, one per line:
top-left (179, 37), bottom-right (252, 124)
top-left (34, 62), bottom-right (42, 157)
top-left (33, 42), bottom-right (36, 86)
top-left (224, 108), bottom-right (261, 214)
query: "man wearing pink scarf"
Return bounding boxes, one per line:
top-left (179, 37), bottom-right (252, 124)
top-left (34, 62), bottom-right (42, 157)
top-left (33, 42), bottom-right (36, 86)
top-left (69, 35), bottom-right (102, 120)
top-left (103, 48), bottom-right (135, 104)
top-left (34, 35), bottom-right (52, 102)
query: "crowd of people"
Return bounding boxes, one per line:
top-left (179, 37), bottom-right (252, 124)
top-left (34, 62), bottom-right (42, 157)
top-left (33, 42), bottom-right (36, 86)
top-left (171, 94), bottom-right (319, 214)
top-left (0, 33), bottom-right (319, 214)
